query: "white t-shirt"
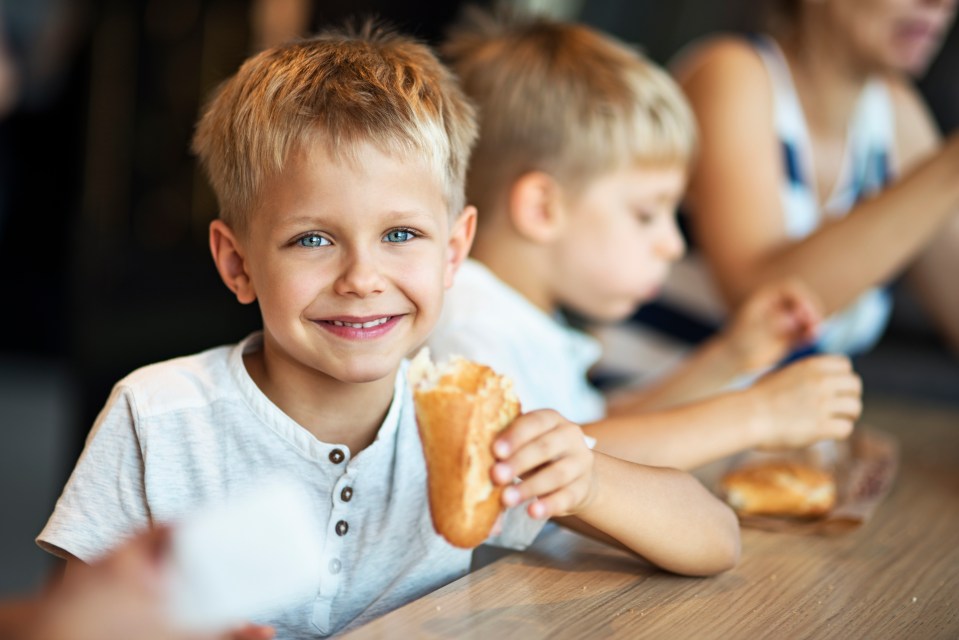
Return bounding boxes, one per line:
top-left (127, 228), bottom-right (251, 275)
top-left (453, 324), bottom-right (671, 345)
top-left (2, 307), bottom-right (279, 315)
top-left (37, 332), bottom-right (543, 638)
top-left (428, 260), bottom-right (606, 425)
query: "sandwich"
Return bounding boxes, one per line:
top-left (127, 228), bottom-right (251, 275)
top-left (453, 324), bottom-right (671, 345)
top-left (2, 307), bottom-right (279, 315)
top-left (408, 348), bottom-right (520, 548)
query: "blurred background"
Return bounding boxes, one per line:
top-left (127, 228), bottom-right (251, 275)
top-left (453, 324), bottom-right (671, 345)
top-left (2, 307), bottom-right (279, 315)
top-left (0, 0), bottom-right (956, 596)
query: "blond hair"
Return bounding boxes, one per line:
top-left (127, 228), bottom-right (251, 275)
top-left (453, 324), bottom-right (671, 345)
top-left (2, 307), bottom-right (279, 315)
top-left (443, 10), bottom-right (696, 217)
top-left (193, 23), bottom-right (477, 233)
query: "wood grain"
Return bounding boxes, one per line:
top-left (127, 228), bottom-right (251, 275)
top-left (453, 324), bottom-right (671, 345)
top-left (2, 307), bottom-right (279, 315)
top-left (343, 396), bottom-right (959, 639)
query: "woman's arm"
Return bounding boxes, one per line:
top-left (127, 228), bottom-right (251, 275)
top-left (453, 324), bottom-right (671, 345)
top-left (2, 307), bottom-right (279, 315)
top-left (889, 78), bottom-right (959, 354)
top-left (676, 38), bottom-right (959, 316)
top-left (907, 217), bottom-right (959, 353)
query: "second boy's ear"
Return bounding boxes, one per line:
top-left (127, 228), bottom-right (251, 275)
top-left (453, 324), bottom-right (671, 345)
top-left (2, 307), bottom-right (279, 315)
top-left (508, 171), bottom-right (565, 244)
top-left (209, 219), bottom-right (257, 304)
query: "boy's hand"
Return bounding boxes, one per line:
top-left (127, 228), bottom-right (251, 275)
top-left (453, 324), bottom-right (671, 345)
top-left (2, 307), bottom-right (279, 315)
top-left (751, 355), bottom-right (862, 450)
top-left (725, 279), bottom-right (822, 372)
top-left (491, 410), bottom-right (596, 520)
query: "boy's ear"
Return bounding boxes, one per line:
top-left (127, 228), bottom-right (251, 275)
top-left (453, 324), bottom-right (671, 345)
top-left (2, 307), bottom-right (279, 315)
top-left (444, 205), bottom-right (477, 288)
top-left (209, 219), bottom-right (257, 304)
top-left (508, 171), bottom-right (565, 244)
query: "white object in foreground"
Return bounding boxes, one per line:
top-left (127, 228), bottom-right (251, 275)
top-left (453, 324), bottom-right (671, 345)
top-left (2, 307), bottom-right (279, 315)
top-left (166, 475), bottom-right (322, 631)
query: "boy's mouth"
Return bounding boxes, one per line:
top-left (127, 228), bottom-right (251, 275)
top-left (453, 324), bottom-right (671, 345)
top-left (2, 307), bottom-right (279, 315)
top-left (329, 317), bottom-right (390, 329)
top-left (315, 315), bottom-right (402, 340)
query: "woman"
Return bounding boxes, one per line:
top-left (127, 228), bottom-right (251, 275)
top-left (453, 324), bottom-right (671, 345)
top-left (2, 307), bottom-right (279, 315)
top-left (664, 0), bottom-right (959, 358)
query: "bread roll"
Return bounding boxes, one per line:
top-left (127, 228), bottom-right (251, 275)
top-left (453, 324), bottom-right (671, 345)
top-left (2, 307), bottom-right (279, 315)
top-left (408, 348), bottom-right (520, 548)
top-left (720, 461), bottom-right (836, 518)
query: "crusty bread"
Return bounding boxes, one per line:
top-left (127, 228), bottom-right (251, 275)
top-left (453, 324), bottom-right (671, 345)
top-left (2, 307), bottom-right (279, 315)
top-left (408, 348), bottom-right (520, 548)
top-left (720, 461), bottom-right (836, 518)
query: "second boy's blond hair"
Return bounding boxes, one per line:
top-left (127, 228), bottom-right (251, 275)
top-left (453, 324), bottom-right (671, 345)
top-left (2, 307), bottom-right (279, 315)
top-left (193, 23), bottom-right (478, 233)
top-left (443, 11), bottom-right (696, 218)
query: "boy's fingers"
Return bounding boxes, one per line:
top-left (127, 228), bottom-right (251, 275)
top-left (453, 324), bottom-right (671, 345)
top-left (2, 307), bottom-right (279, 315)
top-left (797, 296), bottom-right (822, 325)
top-left (527, 499), bottom-right (549, 519)
top-left (834, 373), bottom-right (863, 396)
top-left (772, 311), bottom-right (799, 336)
top-left (784, 278), bottom-right (823, 313)
top-left (527, 487), bottom-right (582, 520)
top-left (787, 295), bottom-right (820, 332)
top-left (826, 418), bottom-right (855, 440)
top-left (808, 354), bottom-right (852, 373)
top-left (830, 396), bottom-right (862, 421)
top-left (506, 454), bottom-right (586, 506)
top-left (493, 410), bottom-right (566, 461)
top-left (499, 421), bottom-right (584, 480)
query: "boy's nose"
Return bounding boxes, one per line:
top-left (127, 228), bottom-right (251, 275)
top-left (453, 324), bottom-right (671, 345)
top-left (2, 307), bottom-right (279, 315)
top-left (659, 218), bottom-right (686, 262)
top-left (334, 251), bottom-right (386, 297)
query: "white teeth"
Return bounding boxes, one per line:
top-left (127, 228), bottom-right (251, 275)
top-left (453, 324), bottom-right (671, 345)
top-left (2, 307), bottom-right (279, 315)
top-left (331, 317), bottom-right (390, 329)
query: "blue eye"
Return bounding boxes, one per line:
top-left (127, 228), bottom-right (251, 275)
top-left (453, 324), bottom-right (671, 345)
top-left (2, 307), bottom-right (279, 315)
top-left (384, 229), bottom-right (417, 243)
top-left (297, 234), bottom-right (330, 248)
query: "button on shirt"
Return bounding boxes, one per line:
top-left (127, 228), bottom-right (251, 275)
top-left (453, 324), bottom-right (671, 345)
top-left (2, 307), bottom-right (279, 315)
top-left (36, 333), bottom-right (544, 637)
top-left (429, 259), bottom-right (606, 425)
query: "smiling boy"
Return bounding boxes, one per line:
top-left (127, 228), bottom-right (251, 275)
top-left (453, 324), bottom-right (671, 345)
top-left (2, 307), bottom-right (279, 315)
top-left (210, 138), bottom-right (461, 454)
top-left (36, 23), bottom-right (739, 637)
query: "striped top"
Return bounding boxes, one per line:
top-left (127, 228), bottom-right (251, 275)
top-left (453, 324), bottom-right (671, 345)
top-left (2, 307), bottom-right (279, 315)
top-left (643, 35), bottom-right (897, 357)
top-left (753, 35), bottom-right (895, 354)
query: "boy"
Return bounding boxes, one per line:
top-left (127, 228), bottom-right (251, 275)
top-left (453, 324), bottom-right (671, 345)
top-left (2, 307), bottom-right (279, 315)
top-left (36, 24), bottom-right (739, 637)
top-left (429, 11), bottom-right (863, 470)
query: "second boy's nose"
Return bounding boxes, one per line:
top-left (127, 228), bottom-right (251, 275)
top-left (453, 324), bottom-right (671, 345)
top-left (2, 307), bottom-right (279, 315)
top-left (659, 217), bottom-right (686, 262)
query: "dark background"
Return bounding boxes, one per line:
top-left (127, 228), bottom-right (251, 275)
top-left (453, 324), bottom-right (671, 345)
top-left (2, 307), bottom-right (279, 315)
top-left (0, 0), bottom-right (956, 595)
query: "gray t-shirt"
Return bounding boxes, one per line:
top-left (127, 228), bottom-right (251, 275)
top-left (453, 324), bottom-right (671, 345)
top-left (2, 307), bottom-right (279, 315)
top-left (37, 332), bottom-right (543, 637)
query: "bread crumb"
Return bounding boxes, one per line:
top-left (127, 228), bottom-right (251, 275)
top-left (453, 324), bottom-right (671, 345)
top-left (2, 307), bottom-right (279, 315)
top-left (911, 597), bottom-right (917, 603)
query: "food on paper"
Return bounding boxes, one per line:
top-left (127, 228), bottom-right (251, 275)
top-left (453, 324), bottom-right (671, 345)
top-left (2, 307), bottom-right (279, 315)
top-left (720, 461), bottom-right (837, 518)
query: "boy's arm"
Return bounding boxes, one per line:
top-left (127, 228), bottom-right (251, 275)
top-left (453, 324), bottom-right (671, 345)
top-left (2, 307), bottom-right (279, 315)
top-left (605, 333), bottom-right (749, 413)
top-left (557, 454), bottom-right (740, 577)
top-left (609, 280), bottom-right (821, 413)
top-left (589, 355), bottom-right (861, 470)
top-left (492, 411), bottom-right (738, 577)
top-left (37, 385), bottom-right (152, 564)
top-left (61, 557), bottom-right (84, 584)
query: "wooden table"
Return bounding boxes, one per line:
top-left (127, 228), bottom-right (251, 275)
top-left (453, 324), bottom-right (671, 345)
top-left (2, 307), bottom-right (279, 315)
top-left (344, 396), bottom-right (959, 639)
